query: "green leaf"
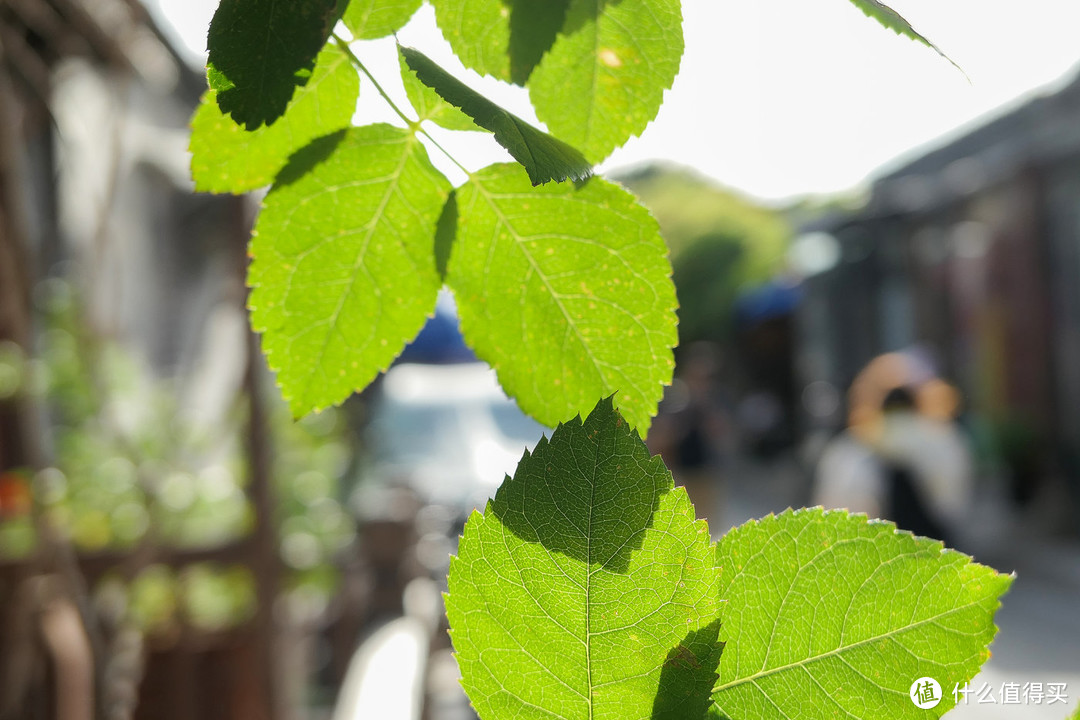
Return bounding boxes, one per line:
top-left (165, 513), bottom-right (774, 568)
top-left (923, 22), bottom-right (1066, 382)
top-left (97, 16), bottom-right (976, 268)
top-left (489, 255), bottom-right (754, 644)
top-left (343, 0), bottom-right (421, 40)
top-left (846, 0), bottom-right (964, 74)
top-left (248, 126), bottom-right (451, 416)
top-left (400, 46), bottom-right (592, 185)
top-left (428, 0), bottom-right (571, 84)
top-left (190, 44), bottom-right (359, 194)
top-left (207, 0), bottom-right (341, 129)
top-left (529, 0), bottom-right (683, 163)
top-left (398, 48), bottom-right (478, 132)
top-left (447, 397), bottom-right (723, 720)
top-left (711, 508), bottom-right (1012, 720)
top-left (448, 164), bottom-right (676, 432)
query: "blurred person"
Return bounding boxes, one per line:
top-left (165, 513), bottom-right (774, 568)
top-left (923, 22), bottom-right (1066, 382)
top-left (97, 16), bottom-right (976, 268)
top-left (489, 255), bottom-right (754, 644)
top-left (814, 353), bottom-right (973, 545)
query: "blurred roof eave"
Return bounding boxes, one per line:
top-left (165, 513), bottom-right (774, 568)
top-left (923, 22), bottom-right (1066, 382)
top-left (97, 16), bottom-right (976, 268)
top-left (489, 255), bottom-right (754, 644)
top-left (807, 64), bottom-right (1080, 228)
top-left (1, 0), bottom-right (205, 107)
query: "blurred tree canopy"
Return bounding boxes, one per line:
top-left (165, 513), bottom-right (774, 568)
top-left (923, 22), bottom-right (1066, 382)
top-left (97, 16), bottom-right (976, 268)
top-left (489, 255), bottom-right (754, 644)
top-left (616, 164), bottom-right (791, 346)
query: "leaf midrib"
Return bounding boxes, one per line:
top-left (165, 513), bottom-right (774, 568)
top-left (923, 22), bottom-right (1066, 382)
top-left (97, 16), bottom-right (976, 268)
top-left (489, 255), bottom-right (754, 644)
top-left (583, 410), bottom-right (600, 720)
top-left (711, 594), bottom-right (992, 696)
top-left (470, 176), bottom-right (608, 394)
top-left (294, 134), bottom-right (416, 402)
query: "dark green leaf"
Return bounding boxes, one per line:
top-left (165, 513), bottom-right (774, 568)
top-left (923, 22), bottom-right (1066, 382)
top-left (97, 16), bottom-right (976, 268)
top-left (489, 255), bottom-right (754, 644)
top-left (447, 397), bottom-right (723, 720)
top-left (343, 0), bottom-right (422, 40)
top-left (433, 191), bottom-right (457, 281)
top-left (400, 46), bottom-right (592, 185)
top-left (397, 48), bottom-right (477, 131)
top-left (847, 0), bottom-right (963, 74)
top-left (207, 0), bottom-right (341, 129)
top-left (190, 44), bottom-right (359, 194)
top-left (529, 0), bottom-right (683, 163)
top-left (248, 126), bottom-right (451, 416)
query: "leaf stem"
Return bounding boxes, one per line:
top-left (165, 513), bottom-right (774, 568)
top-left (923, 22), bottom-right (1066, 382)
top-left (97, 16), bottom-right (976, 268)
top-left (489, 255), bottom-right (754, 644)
top-left (331, 33), bottom-right (471, 178)
top-left (415, 126), bottom-right (472, 177)
top-left (332, 33), bottom-right (413, 126)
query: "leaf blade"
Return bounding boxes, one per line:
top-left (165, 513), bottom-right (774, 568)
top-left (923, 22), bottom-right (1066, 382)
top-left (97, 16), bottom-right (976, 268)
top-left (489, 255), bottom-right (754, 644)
top-left (400, 46), bottom-right (592, 185)
top-left (428, 0), bottom-right (571, 84)
top-left (190, 44), bottom-right (359, 194)
top-left (343, 0), bottom-right (422, 40)
top-left (207, 0), bottom-right (340, 129)
top-left (711, 508), bottom-right (1012, 719)
top-left (248, 126), bottom-right (451, 416)
top-left (846, 0), bottom-right (964, 74)
top-left (447, 397), bottom-right (723, 720)
top-left (448, 164), bottom-right (676, 433)
top-left (398, 48), bottom-right (478, 132)
top-left (529, 0), bottom-right (683, 163)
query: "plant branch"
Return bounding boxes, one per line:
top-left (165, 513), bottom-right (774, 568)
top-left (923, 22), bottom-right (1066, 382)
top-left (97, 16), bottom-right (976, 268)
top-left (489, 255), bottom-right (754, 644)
top-left (332, 33), bottom-right (414, 127)
top-left (331, 33), bottom-right (471, 177)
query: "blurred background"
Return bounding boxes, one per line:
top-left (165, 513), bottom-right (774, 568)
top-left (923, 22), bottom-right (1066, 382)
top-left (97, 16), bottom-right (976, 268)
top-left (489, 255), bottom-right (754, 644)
top-left (1, 0), bottom-right (1079, 719)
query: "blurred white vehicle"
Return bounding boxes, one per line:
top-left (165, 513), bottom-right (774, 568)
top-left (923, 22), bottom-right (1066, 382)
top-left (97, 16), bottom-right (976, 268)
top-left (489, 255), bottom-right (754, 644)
top-left (358, 362), bottom-right (549, 518)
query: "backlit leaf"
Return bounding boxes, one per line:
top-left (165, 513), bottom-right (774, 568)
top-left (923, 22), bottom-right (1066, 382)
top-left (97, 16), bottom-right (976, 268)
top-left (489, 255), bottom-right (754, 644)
top-left (190, 44), bottom-right (359, 194)
top-left (343, 0), bottom-right (422, 40)
top-left (207, 0), bottom-right (340, 129)
top-left (447, 397), bottom-right (723, 720)
top-left (529, 0), bottom-right (683, 163)
top-left (398, 48), bottom-right (478, 132)
top-left (711, 508), bottom-right (1012, 719)
top-left (400, 46), bottom-right (592, 185)
top-left (249, 126), bottom-right (451, 416)
top-left (846, 0), bottom-right (963, 74)
top-left (428, 0), bottom-right (571, 84)
top-left (447, 164), bottom-right (676, 432)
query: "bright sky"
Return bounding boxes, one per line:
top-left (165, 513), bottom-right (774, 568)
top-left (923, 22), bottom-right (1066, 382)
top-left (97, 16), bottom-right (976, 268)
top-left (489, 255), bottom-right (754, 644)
top-left (148, 0), bottom-right (1080, 203)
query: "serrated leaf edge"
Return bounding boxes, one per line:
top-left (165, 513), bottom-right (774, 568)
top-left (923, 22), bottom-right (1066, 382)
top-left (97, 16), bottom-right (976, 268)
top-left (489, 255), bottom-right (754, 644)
top-left (711, 506), bottom-right (1013, 698)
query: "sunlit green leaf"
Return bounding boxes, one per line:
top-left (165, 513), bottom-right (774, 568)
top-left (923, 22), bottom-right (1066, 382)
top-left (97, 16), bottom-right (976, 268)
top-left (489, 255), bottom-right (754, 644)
top-left (343, 0), bottom-right (422, 40)
top-left (249, 126), bottom-right (451, 416)
top-left (398, 48), bottom-right (478, 131)
top-left (447, 397), bottom-right (723, 720)
top-left (711, 508), bottom-right (1012, 719)
top-left (529, 0), bottom-right (683, 163)
top-left (207, 0), bottom-right (340, 129)
top-left (190, 44), bottom-right (359, 194)
top-left (400, 46), bottom-right (591, 185)
top-left (448, 164), bottom-right (676, 432)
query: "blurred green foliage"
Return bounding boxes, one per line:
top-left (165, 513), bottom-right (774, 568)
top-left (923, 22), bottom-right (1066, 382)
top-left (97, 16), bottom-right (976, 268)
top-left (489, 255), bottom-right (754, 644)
top-left (0, 280), bottom-right (357, 633)
top-left (616, 164), bottom-right (791, 346)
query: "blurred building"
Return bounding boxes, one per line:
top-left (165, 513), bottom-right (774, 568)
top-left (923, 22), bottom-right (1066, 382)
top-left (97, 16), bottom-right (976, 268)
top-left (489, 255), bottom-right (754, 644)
top-left (0, 2), bottom-right (290, 719)
top-left (795, 69), bottom-right (1080, 534)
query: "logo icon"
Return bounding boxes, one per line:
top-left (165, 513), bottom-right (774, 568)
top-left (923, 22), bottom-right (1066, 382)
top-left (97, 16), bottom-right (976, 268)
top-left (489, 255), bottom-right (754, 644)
top-left (910, 677), bottom-right (942, 709)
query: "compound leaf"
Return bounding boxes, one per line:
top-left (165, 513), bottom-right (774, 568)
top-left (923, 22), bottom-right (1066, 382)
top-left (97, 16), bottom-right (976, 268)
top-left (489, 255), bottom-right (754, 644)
top-left (398, 48), bottom-right (478, 132)
top-left (249, 126), bottom-right (451, 416)
top-left (207, 0), bottom-right (340, 129)
top-left (447, 164), bottom-right (676, 433)
top-left (529, 0), bottom-right (683, 163)
top-left (711, 508), bottom-right (1012, 720)
top-left (401, 46), bottom-right (591, 185)
top-left (447, 397), bottom-right (723, 720)
top-left (846, 0), bottom-right (962, 73)
top-left (191, 44), bottom-right (359, 194)
top-left (343, 0), bottom-right (422, 40)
